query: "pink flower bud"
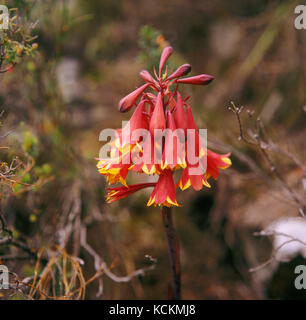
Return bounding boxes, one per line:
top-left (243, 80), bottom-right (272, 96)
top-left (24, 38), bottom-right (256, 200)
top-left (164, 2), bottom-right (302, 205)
top-left (176, 74), bottom-right (214, 85)
top-left (159, 46), bottom-right (173, 77)
top-left (167, 64), bottom-right (191, 81)
top-left (118, 83), bottom-right (149, 112)
top-left (139, 70), bottom-right (155, 84)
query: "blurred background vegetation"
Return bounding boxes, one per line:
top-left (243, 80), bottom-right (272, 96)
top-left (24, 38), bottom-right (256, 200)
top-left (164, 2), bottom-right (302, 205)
top-left (0, 0), bottom-right (305, 299)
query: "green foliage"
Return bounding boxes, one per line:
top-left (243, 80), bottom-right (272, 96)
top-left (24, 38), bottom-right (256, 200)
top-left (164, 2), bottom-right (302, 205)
top-left (0, 6), bottom-right (38, 72)
top-left (21, 128), bottom-right (38, 157)
top-left (138, 25), bottom-right (163, 71)
top-left (138, 25), bottom-right (181, 76)
top-left (35, 163), bottom-right (52, 177)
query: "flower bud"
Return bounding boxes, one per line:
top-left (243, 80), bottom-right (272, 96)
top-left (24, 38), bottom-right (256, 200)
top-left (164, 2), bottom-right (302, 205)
top-left (118, 83), bottom-right (149, 112)
top-left (176, 74), bottom-right (214, 85)
top-left (139, 70), bottom-right (155, 83)
top-left (167, 64), bottom-right (191, 81)
top-left (159, 46), bottom-right (173, 77)
top-left (149, 92), bottom-right (166, 134)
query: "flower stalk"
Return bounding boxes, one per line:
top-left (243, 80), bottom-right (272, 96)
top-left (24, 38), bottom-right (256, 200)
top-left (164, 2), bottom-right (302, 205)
top-left (161, 206), bottom-right (181, 300)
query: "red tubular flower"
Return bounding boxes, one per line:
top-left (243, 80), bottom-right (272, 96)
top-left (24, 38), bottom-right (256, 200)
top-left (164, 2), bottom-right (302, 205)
top-left (176, 103), bottom-right (231, 191)
top-left (121, 100), bottom-right (149, 145)
top-left (161, 110), bottom-right (186, 170)
top-left (106, 183), bottom-right (156, 203)
top-left (149, 92), bottom-right (166, 134)
top-left (118, 83), bottom-right (150, 112)
top-left (167, 64), bottom-right (191, 81)
top-left (173, 92), bottom-right (187, 132)
top-left (185, 103), bottom-right (231, 180)
top-left (178, 165), bottom-right (210, 191)
top-left (159, 46), bottom-right (173, 77)
top-left (206, 150), bottom-right (231, 180)
top-left (147, 170), bottom-right (180, 207)
top-left (176, 74), bottom-right (214, 85)
top-left (185, 104), bottom-right (202, 158)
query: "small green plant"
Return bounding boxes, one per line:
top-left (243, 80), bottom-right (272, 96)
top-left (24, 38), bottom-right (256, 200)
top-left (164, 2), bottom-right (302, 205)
top-left (138, 25), bottom-right (166, 71)
top-left (0, 6), bottom-right (38, 73)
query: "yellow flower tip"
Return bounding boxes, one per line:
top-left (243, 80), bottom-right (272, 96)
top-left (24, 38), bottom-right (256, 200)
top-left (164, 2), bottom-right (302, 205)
top-left (221, 156), bottom-right (232, 167)
top-left (142, 164), bottom-right (149, 174)
top-left (142, 164), bottom-right (158, 175)
top-left (151, 165), bottom-right (159, 174)
top-left (147, 196), bottom-right (180, 207)
top-left (166, 196), bottom-right (180, 207)
top-left (181, 179), bottom-right (191, 191)
top-left (179, 160), bottom-right (187, 169)
top-left (202, 179), bottom-right (211, 188)
top-left (147, 196), bottom-right (155, 207)
top-left (120, 178), bottom-right (128, 188)
top-left (161, 161), bottom-right (167, 170)
top-left (106, 190), bottom-right (119, 203)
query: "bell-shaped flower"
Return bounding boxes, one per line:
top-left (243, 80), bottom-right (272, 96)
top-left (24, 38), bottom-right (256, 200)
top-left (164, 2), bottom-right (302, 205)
top-left (206, 150), bottom-right (232, 180)
top-left (147, 170), bottom-right (180, 207)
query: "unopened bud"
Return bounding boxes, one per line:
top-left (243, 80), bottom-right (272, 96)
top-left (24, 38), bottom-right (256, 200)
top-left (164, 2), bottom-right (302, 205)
top-left (176, 74), bottom-right (214, 85)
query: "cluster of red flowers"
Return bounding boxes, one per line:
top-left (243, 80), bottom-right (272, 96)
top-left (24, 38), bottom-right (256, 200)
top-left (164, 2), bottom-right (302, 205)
top-left (97, 46), bottom-right (231, 207)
